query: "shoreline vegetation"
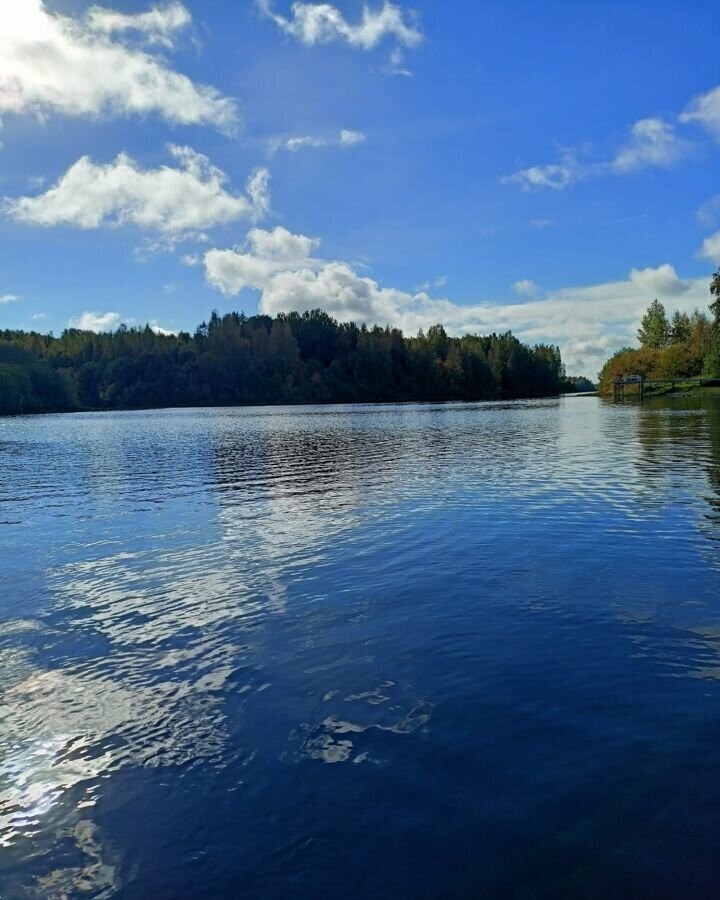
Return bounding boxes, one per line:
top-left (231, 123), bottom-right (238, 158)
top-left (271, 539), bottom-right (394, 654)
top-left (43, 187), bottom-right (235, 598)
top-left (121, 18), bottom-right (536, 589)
top-left (0, 309), bottom-right (593, 417)
top-left (607, 381), bottom-right (720, 402)
top-left (598, 269), bottom-right (720, 397)
top-left (643, 381), bottom-right (720, 399)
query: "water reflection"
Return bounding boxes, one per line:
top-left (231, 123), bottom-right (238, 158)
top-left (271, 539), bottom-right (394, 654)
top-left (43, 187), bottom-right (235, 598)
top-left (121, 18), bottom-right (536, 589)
top-left (1, 399), bottom-right (720, 898)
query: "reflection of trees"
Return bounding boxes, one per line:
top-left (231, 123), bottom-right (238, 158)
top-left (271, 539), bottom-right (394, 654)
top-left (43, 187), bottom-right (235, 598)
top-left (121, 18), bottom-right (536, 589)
top-left (617, 397), bottom-right (720, 685)
top-left (633, 397), bottom-right (720, 526)
top-left (703, 401), bottom-right (720, 518)
top-left (211, 401), bottom-right (564, 503)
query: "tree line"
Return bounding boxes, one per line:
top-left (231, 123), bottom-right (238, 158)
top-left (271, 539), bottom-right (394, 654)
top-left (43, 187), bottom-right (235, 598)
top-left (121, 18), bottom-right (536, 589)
top-left (598, 270), bottom-right (720, 391)
top-left (0, 309), bottom-right (575, 415)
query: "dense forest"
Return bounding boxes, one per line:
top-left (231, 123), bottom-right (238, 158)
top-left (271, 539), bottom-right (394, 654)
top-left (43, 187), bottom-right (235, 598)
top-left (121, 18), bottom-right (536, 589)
top-left (598, 269), bottom-right (720, 391)
top-left (0, 309), bottom-right (577, 415)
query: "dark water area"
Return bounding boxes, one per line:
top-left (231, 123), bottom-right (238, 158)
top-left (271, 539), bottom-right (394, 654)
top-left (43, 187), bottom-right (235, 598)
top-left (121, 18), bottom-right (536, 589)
top-left (1, 396), bottom-right (720, 899)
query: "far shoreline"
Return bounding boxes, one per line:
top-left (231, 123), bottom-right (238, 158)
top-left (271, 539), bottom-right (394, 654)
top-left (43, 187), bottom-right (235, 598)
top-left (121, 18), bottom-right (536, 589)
top-left (0, 391), bottom-right (594, 420)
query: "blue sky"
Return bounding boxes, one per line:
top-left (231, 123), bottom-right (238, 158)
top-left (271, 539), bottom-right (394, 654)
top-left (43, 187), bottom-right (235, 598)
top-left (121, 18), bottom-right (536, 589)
top-left (1, 0), bottom-right (719, 376)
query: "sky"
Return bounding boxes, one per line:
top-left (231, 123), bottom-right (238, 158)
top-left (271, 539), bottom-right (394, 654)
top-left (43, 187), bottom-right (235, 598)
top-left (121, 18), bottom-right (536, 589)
top-left (1, 0), bottom-right (719, 377)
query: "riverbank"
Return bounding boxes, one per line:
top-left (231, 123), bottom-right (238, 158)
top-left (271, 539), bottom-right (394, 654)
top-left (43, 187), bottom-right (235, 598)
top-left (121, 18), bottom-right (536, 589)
top-left (1, 390), bottom-right (583, 418)
top-left (644, 382), bottom-right (720, 399)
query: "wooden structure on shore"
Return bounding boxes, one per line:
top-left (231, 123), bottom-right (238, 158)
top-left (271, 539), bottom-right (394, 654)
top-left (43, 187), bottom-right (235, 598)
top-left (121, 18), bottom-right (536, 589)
top-left (613, 374), bottom-right (644, 402)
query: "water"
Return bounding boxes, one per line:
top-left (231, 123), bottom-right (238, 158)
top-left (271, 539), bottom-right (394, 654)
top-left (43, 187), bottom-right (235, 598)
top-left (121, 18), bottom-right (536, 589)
top-left (1, 396), bottom-right (720, 899)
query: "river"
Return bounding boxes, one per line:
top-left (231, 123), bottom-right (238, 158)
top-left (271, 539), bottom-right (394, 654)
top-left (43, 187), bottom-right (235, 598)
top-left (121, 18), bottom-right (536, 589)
top-left (1, 396), bottom-right (719, 898)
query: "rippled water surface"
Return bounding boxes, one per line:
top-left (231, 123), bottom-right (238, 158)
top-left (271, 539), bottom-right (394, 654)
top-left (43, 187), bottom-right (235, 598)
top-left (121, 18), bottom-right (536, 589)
top-left (2, 397), bottom-right (720, 899)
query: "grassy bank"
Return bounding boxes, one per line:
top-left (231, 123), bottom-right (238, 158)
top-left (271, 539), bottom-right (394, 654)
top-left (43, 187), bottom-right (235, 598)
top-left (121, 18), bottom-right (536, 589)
top-left (644, 381), bottom-right (720, 399)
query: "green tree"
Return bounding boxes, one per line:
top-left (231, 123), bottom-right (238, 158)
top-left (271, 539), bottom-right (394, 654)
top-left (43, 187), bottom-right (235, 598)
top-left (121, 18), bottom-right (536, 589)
top-left (702, 272), bottom-right (720, 376)
top-left (670, 310), bottom-right (691, 344)
top-left (710, 269), bottom-right (720, 326)
top-left (0, 310), bottom-right (571, 413)
top-left (637, 299), bottom-right (670, 349)
top-left (704, 331), bottom-right (720, 377)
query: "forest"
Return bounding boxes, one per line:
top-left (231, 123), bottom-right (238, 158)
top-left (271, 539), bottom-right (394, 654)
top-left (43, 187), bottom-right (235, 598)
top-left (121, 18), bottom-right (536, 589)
top-left (598, 269), bottom-right (720, 391)
top-left (0, 309), bottom-right (574, 415)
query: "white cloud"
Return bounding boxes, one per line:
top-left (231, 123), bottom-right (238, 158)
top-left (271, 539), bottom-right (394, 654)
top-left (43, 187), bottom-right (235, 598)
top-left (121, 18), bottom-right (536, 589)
top-left (285, 135), bottom-right (325, 151)
top-left (202, 226), bottom-right (321, 294)
top-left (416, 275), bottom-right (448, 292)
top-left (503, 160), bottom-right (579, 191)
top-left (340, 129), bottom-right (366, 146)
top-left (201, 226), bottom-right (715, 377)
top-left (148, 320), bottom-right (178, 336)
top-left (680, 85), bottom-right (720, 140)
top-left (611, 118), bottom-right (689, 173)
top-left (512, 279), bottom-right (539, 297)
top-left (383, 46), bottom-right (413, 77)
top-left (257, 1), bottom-right (422, 50)
top-left (162, 281), bottom-right (179, 294)
top-left (246, 226), bottom-right (319, 261)
top-left (0, 0), bottom-right (236, 131)
top-left (69, 311), bottom-right (122, 332)
top-left (4, 146), bottom-right (270, 242)
top-left (86, 2), bottom-right (191, 48)
top-left (278, 129), bottom-right (367, 152)
top-left (505, 117), bottom-right (689, 190)
top-left (31, 312), bottom-right (47, 320)
top-left (530, 219), bottom-right (554, 229)
top-left (697, 195), bottom-right (720, 227)
top-left (246, 168), bottom-right (271, 222)
top-left (629, 263), bottom-right (692, 296)
top-left (700, 231), bottom-right (720, 265)
top-left (0, 294), bottom-right (18, 304)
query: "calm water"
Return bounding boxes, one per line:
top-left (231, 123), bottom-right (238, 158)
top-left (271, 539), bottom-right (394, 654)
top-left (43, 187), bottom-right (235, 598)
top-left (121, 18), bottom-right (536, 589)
top-left (1, 397), bottom-right (720, 899)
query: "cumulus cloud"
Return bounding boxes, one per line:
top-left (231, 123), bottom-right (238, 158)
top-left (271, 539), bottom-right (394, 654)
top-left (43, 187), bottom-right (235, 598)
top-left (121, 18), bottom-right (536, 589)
top-left (505, 117), bottom-right (690, 190)
top-left (245, 226), bottom-right (319, 261)
top-left (276, 129), bottom-right (367, 152)
top-left (700, 231), bottom-right (720, 265)
top-left (4, 146), bottom-right (270, 242)
top-left (0, 0), bottom-right (236, 131)
top-left (86, 1), bottom-right (192, 47)
top-left (0, 294), bottom-right (18, 304)
top-left (256, 0), bottom-right (422, 49)
top-left (69, 311), bottom-right (122, 332)
top-left (680, 85), bottom-right (720, 140)
top-left (200, 226), bottom-right (714, 377)
top-left (512, 279), bottom-right (540, 297)
top-left (611, 118), bottom-right (689, 172)
top-left (629, 263), bottom-right (692, 296)
top-left (203, 226), bottom-right (321, 294)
